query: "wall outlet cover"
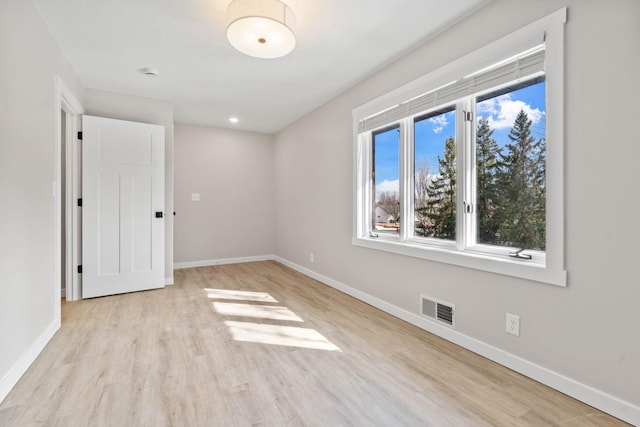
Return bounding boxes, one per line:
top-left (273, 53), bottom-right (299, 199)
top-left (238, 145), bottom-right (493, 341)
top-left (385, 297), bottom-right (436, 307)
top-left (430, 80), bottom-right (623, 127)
top-left (506, 313), bottom-right (520, 336)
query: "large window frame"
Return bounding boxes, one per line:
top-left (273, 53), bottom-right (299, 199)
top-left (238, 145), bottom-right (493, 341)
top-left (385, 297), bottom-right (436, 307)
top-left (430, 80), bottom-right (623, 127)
top-left (353, 9), bottom-right (566, 286)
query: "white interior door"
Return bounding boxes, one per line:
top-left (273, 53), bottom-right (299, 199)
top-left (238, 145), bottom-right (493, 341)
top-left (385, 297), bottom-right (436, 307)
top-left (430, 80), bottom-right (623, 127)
top-left (82, 116), bottom-right (165, 298)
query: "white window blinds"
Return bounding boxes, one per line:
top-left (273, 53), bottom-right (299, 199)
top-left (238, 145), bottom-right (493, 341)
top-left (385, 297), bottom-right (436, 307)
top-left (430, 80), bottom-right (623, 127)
top-left (358, 44), bottom-right (546, 133)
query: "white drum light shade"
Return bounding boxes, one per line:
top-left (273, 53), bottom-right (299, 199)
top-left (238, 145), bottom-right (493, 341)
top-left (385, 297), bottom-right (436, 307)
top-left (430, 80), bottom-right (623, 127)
top-left (227, 0), bottom-right (296, 59)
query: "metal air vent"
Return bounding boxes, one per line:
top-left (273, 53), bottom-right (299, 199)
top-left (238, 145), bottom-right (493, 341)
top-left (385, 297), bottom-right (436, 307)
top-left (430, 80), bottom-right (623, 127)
top-left (421, 295), bottom-right (455, 328)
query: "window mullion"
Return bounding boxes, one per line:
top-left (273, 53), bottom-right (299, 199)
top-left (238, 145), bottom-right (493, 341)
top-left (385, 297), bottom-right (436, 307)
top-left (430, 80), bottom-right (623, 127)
top-left (466, 99), bottom-right (478, 249)
top-left (400, 118), bottom-right (412, 242)
top-left (455, 100), bottom-right (469, 251)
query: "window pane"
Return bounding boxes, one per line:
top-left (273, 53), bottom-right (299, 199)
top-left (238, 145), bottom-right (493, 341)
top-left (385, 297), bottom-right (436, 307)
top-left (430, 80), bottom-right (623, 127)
top-left (476, 78), bottom-right (546, 251)
top-left (373, 126), bottom-right (400, 234)
top-left (413, 107), bottom-right (456, 240)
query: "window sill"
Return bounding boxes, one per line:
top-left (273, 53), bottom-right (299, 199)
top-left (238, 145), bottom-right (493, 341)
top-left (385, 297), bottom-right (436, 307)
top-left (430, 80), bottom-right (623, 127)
top-left (352, 236), bottom-right (566, 287)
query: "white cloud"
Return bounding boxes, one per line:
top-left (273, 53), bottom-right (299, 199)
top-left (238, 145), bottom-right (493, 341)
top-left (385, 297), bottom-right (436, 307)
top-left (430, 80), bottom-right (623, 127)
top-left (477, 98), bottom-right (498, 116)
top-left (478, 94), bottom-right (544, 130)
top-left (428, 115), bottom-right (449, 133)
top-left (376, 179), bottom-right (399, 194)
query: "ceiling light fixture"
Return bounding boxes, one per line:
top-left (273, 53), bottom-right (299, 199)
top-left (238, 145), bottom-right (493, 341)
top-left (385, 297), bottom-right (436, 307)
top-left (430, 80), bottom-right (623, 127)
top-left (229, 116), bottom-right (239, 123)
top-left (226, 0), bottom-right (296, 59)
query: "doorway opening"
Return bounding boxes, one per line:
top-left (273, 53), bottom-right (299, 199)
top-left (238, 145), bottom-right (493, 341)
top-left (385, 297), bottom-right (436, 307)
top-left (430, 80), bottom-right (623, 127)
top-left (55, 76), bottom-right (84, 322)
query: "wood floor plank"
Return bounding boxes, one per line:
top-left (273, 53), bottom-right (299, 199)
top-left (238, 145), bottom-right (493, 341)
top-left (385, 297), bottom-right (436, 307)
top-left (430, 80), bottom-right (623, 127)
top-left (0, 261), bottom-right (629, 426)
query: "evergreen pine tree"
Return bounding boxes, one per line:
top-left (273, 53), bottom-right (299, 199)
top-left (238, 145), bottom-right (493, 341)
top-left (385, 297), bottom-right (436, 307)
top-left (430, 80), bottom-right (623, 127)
top-left (424, 136), bottom-right (456, 240)
top-left (475, 118), bottom-right (501, 244)
top-left (532, 135), bottom-right (546, 249)
top-left (495, 110), bottom-right (545, 252)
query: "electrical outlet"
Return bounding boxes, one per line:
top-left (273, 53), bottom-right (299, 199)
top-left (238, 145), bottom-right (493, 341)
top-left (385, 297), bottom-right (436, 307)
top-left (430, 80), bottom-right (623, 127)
top-left (506, 313), bottom-right (520, 336)
top-left (309, 253), bottom-right (314, 263)
top-left (191, 193), bottom-right (200, 201)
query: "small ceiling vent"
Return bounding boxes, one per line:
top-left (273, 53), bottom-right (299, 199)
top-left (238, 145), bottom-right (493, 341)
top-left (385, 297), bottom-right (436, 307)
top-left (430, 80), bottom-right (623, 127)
top-left (421, 295), bottom-right (455, 328)
top-left (140, 67), bottom-right (160, 77)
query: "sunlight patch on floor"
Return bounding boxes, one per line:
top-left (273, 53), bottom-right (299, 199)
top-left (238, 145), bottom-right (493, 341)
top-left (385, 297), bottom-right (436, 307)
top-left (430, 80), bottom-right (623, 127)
top-left (204, 288), bottom-right (278, 303)
top-left (224, 321), bottom-right (341, 351)
top-left (205, 287), bottom-right (340, 351)
top-left (212, 302), bottom-right (303, 322)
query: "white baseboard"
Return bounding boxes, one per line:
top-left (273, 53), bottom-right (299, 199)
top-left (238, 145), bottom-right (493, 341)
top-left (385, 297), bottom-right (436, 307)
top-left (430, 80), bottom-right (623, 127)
top-left (174, 255), bottom-right (275, 270)
top-left (0, 318), bottom-right (60, 404)
top-left (274, 256), bottom-right (640, 426)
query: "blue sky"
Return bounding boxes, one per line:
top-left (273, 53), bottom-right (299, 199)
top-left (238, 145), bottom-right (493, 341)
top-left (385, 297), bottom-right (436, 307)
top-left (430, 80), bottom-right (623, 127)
top-left (374, 80), bottom-right (546, 196)
top-left (373, 126), bottom-right (400, 194)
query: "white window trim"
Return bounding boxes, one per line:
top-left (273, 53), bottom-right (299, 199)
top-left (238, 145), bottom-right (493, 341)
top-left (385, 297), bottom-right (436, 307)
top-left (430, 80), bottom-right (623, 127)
top-left (353, 8), bottom-right (567, 286)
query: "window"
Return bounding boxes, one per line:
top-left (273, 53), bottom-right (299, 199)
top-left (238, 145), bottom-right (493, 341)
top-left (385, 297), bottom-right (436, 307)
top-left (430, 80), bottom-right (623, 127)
top-left (475, 78), bottom-right (546, 254)
top-left (414, 107), bottom-right (457, 241)
top-left (353, 9), bottom-right (566, 286)
top-left (372, 125), bottom-right (400, 234)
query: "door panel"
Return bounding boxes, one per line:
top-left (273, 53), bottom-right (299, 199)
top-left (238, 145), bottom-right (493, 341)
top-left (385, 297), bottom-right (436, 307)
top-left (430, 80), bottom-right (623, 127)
top-left (98, 173), bottom-right (120, 276)
top-left (131, 175), bottom-right (152, 272)
top-left (82, 115), bottom-right (165, 298)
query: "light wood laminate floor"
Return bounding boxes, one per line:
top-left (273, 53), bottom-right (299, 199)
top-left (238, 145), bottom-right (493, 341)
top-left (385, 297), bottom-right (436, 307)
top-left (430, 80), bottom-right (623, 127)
top-left (0, 261), bottom-right (628, 426)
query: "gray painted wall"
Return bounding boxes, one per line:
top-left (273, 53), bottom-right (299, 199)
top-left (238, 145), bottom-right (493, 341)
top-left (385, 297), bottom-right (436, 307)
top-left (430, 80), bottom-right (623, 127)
top-left (274, 0), bottom-right (640, 408)
top-left (0, 0), bottom-right (84, 392)
top-left (83, 89), bottom-right (175, 283)
top-left (173, 124), bottom-right (276, 263)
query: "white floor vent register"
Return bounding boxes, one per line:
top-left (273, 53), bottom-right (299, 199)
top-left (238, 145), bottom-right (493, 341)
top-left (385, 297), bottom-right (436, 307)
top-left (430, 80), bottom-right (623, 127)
top-left (421, 295), bottom-right (455, 328)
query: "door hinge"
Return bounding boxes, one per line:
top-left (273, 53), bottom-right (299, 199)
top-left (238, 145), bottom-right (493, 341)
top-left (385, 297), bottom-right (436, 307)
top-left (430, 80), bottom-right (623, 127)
top-left (77, 131), bottom-right (83, 140)
top-left (77, 265), bottom-right (82, 274)
top-left (77, 198), bottom-right (82, 207)
top-left (464, 111), bottom-right (473, 122)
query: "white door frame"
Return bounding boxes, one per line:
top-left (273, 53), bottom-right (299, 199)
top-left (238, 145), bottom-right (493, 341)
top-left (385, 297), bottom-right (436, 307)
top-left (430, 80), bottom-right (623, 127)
top-left (55, 76), bottom-right (84, 312)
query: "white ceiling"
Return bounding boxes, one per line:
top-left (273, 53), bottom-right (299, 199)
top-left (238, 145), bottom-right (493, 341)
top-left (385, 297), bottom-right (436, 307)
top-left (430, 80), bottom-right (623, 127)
top-left (33, 0), bottom-right (489, 134)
